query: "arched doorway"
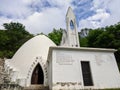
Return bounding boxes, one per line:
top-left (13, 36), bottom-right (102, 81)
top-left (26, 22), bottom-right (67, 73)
top-left (31, 63), bottom-right (44, 84)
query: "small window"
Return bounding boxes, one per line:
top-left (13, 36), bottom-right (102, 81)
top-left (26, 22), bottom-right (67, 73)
top-left (70, 20), bottom-right (74, 30)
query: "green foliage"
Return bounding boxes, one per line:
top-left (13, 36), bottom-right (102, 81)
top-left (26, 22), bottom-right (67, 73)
top-left (87, 29), bottom-right (104, 47)
top-left (86, 23), bottom-right (120, 49)
top-left (82, 88), bottom-right (120, 90)
top-left (48, 28), bottom-right (63, 45)
top-left (0, 22), bottom-right (33, 58)
top-left (80, 37), bottom-right (88, 47)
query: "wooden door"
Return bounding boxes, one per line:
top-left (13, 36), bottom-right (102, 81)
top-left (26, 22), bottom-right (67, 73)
top-left (31, 63), bottom-right (44, 84)
top-left (81, 61), bottom-right (93, 86)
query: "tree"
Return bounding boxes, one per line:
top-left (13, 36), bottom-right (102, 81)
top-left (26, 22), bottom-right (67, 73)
top-left (80, 37), bottom-right (88, 47)
top-left (0, 22), bottom-right (33, 58)
top-left (48, 28), bottom-right (63, 45)
top-left (87, 29), bottom-right (104, 47)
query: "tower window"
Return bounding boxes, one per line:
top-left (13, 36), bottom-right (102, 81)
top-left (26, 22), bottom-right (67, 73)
top-left (70, 20), bottom-right (74, 30)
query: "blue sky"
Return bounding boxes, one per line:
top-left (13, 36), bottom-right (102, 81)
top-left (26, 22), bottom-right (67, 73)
top-left (0, 0), bottom-right (120, 34)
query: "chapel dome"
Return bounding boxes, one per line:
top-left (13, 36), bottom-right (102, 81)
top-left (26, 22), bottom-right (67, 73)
top-left (9, 35), bottom-right (56, 78)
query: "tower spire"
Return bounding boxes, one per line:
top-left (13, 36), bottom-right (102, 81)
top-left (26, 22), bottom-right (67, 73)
top-left (61, 7), bottom-right (80, 47)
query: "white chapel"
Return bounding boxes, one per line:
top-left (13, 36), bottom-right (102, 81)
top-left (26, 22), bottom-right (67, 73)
top-left (5, 7), bottom-right (120, 90)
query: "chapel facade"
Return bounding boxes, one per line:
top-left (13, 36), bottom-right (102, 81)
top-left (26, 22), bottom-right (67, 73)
top-left (3, 7), bottom-right (120, 90)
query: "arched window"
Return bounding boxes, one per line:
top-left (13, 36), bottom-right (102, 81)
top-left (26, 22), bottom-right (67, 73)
top-left (70, 20), bottom-right (74, 30)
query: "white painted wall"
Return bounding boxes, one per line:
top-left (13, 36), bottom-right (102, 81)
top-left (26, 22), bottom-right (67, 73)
top-left (48, 53), bottom-right (53, 90)
top-left (48, 47), bottom-right (120, 90)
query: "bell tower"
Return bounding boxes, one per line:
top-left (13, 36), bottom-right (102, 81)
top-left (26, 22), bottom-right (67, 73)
top-left (66, 7), bottom-right (80, 47)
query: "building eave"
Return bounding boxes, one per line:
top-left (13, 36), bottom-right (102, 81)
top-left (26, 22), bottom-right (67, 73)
top-left (50, 46), bottom-right (116, 52)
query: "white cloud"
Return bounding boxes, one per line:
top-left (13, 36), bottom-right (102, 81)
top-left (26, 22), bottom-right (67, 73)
top-left (102, 0), bottom-right (120, 26)
top-left (0, 0), bottom-right (73, 34)
top-left (47, 0), bottom-right (72, 8)
top-left (0, 0), bottom-right (33, 18)
top-left (87, 9), bottom-right (110, 21)
top-left (21, 8), bottom-right (66, 34)
top-left (79, 0), bottom-right (120, 30)
top-left (79, 8), bottom-right (110, 30)
top-left (1, 0), bottom-right (120, 34)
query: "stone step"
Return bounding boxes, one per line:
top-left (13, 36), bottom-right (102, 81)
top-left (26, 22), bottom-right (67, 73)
top-left (24, 85), bottom-right (49, 90)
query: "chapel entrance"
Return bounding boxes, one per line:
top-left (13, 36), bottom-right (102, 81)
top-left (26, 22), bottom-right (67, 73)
top-left (31, 63), bottom-right (44, 84)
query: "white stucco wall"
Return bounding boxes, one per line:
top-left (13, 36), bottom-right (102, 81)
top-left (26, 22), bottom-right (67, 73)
top-left (48, 47), bottom-right (120, 90)
top-left (48, 54), bottom-right (53, 90)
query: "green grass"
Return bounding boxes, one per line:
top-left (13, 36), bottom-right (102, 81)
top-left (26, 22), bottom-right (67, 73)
top-left (101, 88), bottom-right (120, 90)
